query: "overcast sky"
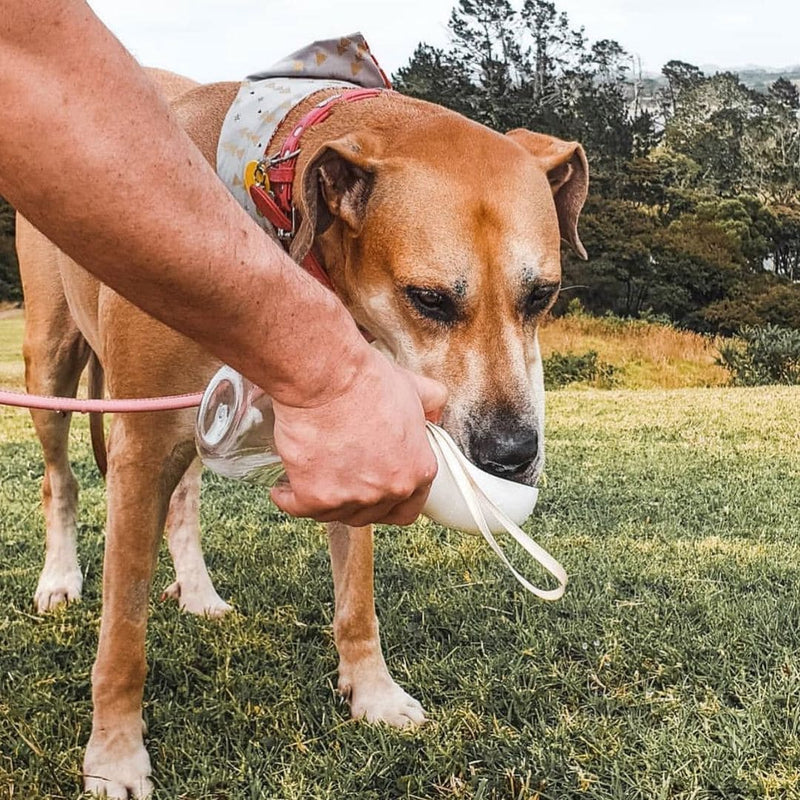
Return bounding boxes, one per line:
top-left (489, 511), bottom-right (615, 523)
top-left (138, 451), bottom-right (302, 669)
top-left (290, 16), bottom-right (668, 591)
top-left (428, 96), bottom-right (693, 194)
top-left (87, 0), bottom-right (799, 84)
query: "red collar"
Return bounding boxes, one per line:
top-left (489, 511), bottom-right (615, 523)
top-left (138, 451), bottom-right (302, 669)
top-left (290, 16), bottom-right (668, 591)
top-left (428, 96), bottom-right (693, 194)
top-left (248, 87), bottom-right (385, 293)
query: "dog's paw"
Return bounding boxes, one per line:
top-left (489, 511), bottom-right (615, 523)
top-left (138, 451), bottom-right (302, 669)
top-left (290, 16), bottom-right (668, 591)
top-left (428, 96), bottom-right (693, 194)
top-left (33, 561), bottom-right (82, 613)
top-left (161, 579), bottom-right (233, 618)
top-left (341, 674), bottom-right (427, 728)
top-left (83, 731), bottom-right (152, 799)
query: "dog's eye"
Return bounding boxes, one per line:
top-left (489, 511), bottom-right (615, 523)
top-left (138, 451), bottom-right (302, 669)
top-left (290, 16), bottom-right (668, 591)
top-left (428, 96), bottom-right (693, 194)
top-left (522, 283), bottom-right (560, 319)
top-left (405, 287), bottom-right (458, 323)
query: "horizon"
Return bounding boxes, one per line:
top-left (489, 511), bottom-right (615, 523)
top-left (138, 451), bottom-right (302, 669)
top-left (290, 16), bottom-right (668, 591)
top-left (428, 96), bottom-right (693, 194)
top-left (86, 0), bottom-right (800, 86)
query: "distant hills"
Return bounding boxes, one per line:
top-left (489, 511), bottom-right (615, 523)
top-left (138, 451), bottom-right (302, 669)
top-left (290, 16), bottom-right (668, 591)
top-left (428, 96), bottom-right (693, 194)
top-left (715, 65), bottom-right (800, 92)
top-left (640, 64), bottom-right (800, 92)
top-left (629, 64), bottom-right (800, 117)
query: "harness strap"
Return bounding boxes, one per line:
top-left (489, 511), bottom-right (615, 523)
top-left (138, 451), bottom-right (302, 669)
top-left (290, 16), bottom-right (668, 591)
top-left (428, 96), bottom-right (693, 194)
top-left (249, 185), bottom-right (293, 233)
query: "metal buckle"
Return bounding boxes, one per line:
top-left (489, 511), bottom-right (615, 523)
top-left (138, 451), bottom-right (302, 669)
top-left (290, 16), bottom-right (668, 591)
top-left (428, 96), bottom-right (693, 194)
top-left (253, 158), bottom-right (269, 188)
top-left (253, 155), bottom-right (298, 240)
top-left (276, 206), bottom-right (296, 240)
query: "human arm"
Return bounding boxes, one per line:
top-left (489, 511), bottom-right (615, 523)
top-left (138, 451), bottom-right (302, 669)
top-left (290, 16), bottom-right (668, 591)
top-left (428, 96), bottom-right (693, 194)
top-left (0, 0), bottom-right (445, 524)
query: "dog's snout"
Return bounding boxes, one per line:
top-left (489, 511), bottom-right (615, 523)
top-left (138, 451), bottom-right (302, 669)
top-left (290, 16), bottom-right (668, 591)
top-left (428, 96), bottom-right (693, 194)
top-left (471, 424), bottom-right (539, 480)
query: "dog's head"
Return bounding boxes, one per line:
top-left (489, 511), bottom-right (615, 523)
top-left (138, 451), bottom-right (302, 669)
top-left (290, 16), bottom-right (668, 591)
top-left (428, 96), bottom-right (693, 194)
top-left (294, 110), bottom-right (588, 486)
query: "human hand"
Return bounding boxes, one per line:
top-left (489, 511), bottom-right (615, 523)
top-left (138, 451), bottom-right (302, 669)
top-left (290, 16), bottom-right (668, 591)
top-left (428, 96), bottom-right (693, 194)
top-left (269, 350), bottom-right (447, 527)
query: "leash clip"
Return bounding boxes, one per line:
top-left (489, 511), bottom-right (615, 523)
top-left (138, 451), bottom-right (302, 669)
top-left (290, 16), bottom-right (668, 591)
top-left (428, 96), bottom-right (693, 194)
top-left (266, 148), bottom-right (301, 167)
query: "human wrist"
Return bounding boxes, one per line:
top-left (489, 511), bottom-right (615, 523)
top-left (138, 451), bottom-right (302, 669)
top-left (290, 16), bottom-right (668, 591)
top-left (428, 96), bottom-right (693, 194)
top-left (264, 287), bottom-right (375, 410)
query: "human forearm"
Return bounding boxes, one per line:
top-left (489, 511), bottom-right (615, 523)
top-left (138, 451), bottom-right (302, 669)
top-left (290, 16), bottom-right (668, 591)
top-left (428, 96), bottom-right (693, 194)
top-left (0, 0), bottom-right (366, 405)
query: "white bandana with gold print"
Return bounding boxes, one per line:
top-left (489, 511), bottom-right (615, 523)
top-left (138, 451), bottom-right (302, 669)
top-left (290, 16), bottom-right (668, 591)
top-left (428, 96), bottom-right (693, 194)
top-left (216, 33), bottom-right (390, 236)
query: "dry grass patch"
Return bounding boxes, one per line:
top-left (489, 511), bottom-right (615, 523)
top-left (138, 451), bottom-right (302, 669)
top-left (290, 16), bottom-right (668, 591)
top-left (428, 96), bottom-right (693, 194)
top-left (0, 312), bottom-right (24, 390)
top-left (540, 312), bottom-right (730, 389)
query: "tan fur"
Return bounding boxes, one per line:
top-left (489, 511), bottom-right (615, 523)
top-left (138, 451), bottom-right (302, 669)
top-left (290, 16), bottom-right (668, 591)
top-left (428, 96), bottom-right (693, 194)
top-left (17, 69), bottom-right (587, 797)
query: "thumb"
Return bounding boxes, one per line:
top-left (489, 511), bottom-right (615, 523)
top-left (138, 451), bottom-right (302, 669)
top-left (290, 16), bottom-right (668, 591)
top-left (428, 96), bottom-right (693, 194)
top-left (407, 371), bottom-right (448, 423)
top-left (270, 484), bottom-right (301, 518)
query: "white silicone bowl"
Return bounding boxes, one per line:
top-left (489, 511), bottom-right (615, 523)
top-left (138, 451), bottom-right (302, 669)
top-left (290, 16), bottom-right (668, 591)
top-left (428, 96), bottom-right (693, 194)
top-left (422, 424), bottom-right (538, 534)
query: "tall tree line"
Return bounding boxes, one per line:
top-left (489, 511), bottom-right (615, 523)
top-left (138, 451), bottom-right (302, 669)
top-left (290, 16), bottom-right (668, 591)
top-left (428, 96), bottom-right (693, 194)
top-left (394, 0), bottom-right (800, 333)
top-left (1, 3), bottom-right (799, 333)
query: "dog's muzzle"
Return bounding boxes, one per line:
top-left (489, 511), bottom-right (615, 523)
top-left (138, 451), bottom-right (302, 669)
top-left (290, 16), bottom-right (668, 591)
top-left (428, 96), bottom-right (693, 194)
top-left (469, 419), bottom-right (540, 482)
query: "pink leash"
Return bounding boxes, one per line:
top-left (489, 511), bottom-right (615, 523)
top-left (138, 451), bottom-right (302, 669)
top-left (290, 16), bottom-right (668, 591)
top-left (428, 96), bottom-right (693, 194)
top-left (0, 388), bottom-right (203, 414)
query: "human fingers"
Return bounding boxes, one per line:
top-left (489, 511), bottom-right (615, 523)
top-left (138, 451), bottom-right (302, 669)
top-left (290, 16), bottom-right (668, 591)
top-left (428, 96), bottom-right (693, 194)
top-left (268, 488), bottom-right (392, 526)
top-left (314, 462), bottom-right (435, 527)
top-left (405, 370), bottom-right (448, 423)
top-left (325, 479), bottom-right (433, 527)
top-left (370, 480), bottom-right (433, 526)
top-left (270, 471), bottom-right (433, 527)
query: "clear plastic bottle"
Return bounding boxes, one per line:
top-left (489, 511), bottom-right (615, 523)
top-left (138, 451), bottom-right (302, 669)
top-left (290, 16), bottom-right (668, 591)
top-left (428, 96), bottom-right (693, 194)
top-left (195, 365), bottom-right (285, 486)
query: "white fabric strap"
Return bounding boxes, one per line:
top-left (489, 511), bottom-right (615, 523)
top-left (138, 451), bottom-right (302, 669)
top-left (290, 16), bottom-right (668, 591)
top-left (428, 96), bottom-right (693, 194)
top-left (426, 423), bottom-right (567, 601)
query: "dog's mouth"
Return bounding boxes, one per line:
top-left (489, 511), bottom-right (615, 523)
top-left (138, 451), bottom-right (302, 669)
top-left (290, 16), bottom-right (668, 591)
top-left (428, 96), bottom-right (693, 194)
top-left (490, 459), bottom-right (543, 489)
top-left (498, 462), bottom-right (540, 486)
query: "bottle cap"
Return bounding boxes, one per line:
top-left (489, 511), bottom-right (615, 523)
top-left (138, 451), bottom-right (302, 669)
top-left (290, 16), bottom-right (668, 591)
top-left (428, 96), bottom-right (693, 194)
top-left (196, 366), bottom-right (243, 451)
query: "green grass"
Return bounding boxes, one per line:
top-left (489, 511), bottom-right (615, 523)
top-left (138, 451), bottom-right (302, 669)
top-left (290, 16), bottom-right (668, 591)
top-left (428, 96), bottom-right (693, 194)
top-left (0, 310), bottom-right (25, 390)
top-left (2, 314), bottom-right (800, 799)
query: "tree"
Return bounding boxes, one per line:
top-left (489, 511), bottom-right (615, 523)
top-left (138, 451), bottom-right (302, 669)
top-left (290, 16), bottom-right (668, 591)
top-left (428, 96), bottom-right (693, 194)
top-left (701, 278), bottom-right (800, 334)
top-left (518, 0), bottom-right (585, 107)
top-left (392, 44), bottom-right (478, 119)
top-left (745, 85), bottom-right (800, 204)
top-left (558, 39), bottom-right (637, 177)
top-left (659, 60), bottom-right (704, 121)
top-left (768, 77), bottom-right (800, 111)
top-left (651, 211), bottom-right (748, 326)
top-left (768, 206), bottom-right (800, 281)
top-left (446, 0), bottom-right (525, 129)
top-left (663, 72), bottom-right (761, 195)
top-left (560, 196), bottom-right (658, 317)
top-left (0, 197), bottom-right (20, 303)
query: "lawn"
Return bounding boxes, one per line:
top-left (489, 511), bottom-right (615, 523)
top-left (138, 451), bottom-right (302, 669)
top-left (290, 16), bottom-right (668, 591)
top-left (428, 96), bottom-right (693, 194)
top-left (1, 313), bottom-right (800, 799)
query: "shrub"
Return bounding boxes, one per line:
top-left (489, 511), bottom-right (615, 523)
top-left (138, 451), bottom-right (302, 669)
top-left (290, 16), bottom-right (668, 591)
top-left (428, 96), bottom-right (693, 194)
top-left (717, 324), bottom-right (800, 385)
top-left (543, 350), bottom-right (618, 389)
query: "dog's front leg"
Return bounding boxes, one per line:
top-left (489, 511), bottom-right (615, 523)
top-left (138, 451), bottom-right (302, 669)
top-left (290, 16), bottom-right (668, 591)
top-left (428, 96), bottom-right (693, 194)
top-left (83, 426), bottom-right (175, 799)
top-left (327, 522), bottom-right (426, 727)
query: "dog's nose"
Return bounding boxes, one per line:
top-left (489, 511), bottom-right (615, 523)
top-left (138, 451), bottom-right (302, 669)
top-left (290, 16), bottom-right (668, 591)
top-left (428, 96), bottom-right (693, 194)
top-left (471, 424), bottom-right (539, 480)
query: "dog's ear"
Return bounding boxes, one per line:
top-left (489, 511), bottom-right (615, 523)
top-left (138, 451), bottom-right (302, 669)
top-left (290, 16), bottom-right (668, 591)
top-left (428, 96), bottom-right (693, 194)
top-left (290, 133), bottom-right (382, 263)
top-left (505, 129), bottom-right (589, 260)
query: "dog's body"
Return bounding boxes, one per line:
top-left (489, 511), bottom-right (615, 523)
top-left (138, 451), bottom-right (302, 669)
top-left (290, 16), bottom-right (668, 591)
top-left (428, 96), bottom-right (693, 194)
top-left (17, 66), bottom-right (587, 797)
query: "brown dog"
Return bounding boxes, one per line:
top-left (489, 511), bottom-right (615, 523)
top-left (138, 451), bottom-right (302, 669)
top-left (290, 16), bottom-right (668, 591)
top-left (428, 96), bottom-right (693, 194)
top-left (16, 65), bottom-right (587, 797)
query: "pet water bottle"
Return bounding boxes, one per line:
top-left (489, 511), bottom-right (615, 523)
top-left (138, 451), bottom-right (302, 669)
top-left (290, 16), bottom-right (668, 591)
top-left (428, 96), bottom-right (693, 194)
top-left (195, 364), bottom-right (540, 523)
top-left (195, 363), bottom-right (566, 601)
